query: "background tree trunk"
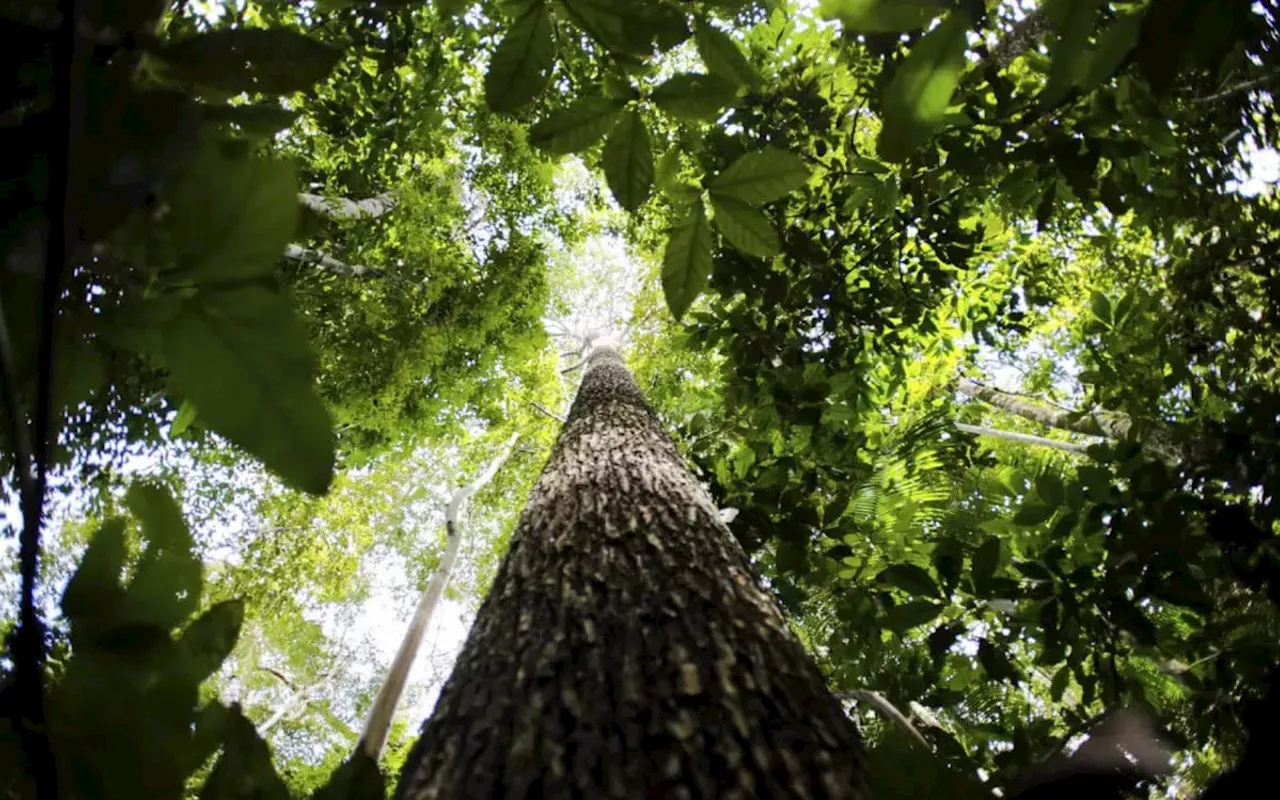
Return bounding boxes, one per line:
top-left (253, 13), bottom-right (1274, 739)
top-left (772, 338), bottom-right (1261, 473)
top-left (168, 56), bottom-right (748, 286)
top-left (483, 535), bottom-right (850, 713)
top-left (394, 346), bottom-right (867, 799)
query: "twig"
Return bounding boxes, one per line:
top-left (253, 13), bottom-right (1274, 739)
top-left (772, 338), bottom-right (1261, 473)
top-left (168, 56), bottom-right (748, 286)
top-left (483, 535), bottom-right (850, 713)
top-left (529, 401), bottom-right (566, 424)
top-left (1195, 71), bottom-right (1280, 104)
top-left (842, 689), bottom-right (932, 750)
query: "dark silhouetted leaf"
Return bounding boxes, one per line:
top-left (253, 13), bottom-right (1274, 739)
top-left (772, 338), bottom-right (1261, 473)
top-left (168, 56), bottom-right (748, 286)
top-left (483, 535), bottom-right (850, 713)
top-left (529, 97), bottom-right (625, 154)
top-left (651, 72), bottom-right (738, 120)
top-left (878, 563), bottom-right (941, 598)
top-left (485, 4), bottom-right (556, 112)
top-left (160, 29), bottom-right (342, 95)
top-left (710, 147), bottom-right (810, 205)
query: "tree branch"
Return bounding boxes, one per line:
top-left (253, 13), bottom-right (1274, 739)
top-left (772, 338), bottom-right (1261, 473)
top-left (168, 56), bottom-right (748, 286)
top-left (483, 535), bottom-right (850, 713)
top-left (299, 191), bottom-right (399, 222)
top-left (955, 422), bottom-right (1090, 454)
top-left (284, 244), bottom-right (384, 278)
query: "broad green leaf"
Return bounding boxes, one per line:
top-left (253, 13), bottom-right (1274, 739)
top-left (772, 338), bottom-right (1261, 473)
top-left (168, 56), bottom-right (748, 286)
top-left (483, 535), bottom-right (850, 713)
top-left (709, 147), bottom-right (811, 205)
top-left (710, 195), bottom-right (780, 258)
top-left (1090, 290), bottom-right (1113, 324)
top-left (1078, 10), bottom-right (1145, 93)
top-left (882, 600), bottom-right (945, 632)
top-left (1050, 665), bottom-right (1071, 702)
top-left (485, 4), bottom-right (556, 112)
top-left (850, 156), bottom-right (892, 175)
top-left (161, 286), bottom-right (335, 494)
top-left (1043, 0), bottom-right (1105, 105)
top-left (202, 103), bottom-right (300, 138)
top-left (694, 20), bottom-right (756, 86)
top-left (1035, 473), bottom-right (1065, 507)
top-left (199, 706), bottom-right (290, 800)
top-left (818, 0), bottom-right (949, 32)
top-left (661, 201), bottom-right (713, 319)
top-left (181, 599), bottom-right (245, 684)
top-left (932, 537), bottom-right (963, 592)
top-left (651, 73), bottom-right (738, 121)
top-left (971, 537), bottom-right (1001, 588)
top-left (602, 110), bottom-right (654, 211)
top-left (121, 482), bottom-right (202, 630)
top-left (61, 518), bottom-right (126, 625)
top-left (877, 10), bottom-right (971, 162)
top-left (165, 143), bottom-right (299, 283)
top-left (529, 97), bottom-right (625, 154)
top-left (928, 621), bottom-right (963, 659)
top-left (560, 0), bottom-right (686, 56)
top-left (877, 563), bottom-right (941, 598)
top-left (977, 638), bottom-right (1020, 683)
top-left (1013, 503), bottom-right (1055, 527)
top-left (159, 29), bottom-right (342, 95)
top-left (171, 400), bottom-right (198, 438)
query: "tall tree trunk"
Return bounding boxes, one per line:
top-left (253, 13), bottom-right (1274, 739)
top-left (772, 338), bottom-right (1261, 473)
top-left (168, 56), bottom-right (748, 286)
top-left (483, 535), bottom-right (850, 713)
top-left (395, 347), bottom-right (867, 799)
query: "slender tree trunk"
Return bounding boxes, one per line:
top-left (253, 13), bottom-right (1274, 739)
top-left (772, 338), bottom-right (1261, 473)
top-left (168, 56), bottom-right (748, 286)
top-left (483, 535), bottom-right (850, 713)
top-left (359, 433), bottom-right (520, 761)
top-left (394, 347), bottom-right (867, 799)
top-left (299, 192), bottom-right (400, 221)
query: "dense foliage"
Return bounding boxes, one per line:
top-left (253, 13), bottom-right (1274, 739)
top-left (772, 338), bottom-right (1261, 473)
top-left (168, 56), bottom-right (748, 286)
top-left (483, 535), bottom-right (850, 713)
top-left (3, 0), bottom-right (1279, 797)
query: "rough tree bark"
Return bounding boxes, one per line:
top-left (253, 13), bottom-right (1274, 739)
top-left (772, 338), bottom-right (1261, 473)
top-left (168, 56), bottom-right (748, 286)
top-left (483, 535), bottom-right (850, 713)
top-left (394, 346), bottom-right (867, 799)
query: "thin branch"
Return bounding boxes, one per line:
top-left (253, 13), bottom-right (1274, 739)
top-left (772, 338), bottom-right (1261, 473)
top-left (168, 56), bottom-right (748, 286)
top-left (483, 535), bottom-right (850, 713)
top-left (842, 689), bottom-right (932, 750)
top-left (1195, 71), bottom-right (1280, 104)
top-left (284, 244), bottom-right (384, 278)
top-left (530, 401), bottom-right (566, 424)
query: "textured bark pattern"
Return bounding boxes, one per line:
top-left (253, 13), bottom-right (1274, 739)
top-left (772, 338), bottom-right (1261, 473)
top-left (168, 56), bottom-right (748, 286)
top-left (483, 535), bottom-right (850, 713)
top-left (395, 347), bottom-right (867, 799)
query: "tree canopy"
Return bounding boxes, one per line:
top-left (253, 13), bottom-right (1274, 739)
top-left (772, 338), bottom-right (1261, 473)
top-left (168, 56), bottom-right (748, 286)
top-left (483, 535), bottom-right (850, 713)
top-left (3, 0), bottom-right (1279, 797)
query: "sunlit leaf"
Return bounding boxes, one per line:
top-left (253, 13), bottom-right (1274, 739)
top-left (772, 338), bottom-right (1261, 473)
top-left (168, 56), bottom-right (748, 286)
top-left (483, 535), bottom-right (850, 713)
top-left (709, 147), bottom-right (810, 205)
top-left (485, 4), bottom-right (556, 112)
top-left (694, 20), bottom-right (756, 86)
top-left (529, 97), bottom-right (625, 154)
top-left (651, 73), bottom-right (738, 121)
top-left (662, 200), bottom-right (713, 319)
top-left (877, 10), bottom-right (971, 162)
top-left (710, 195), bottom-right (780, 257)
top-left (602, 110), bottom-right (654, 211)
top-left (818, 0), bottom-right (950, 32)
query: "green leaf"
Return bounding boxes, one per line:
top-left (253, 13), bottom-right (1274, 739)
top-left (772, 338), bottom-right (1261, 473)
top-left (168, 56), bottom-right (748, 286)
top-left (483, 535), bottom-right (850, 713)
top-left (932, 537), bottom-right (963, 592)
top-left (877, 10), bottom-right (971, 162)
top-left (1078, 10), bottom-right (1144, 93)
top-left (485, 4), bottom-right (556, 112)
top-left (709, 195), bottom-right (780, 258)
top-left (311, 753), bottom-right (386, 800)
top-left (202, 103), bottom-right (301, 138)
top-left (694, 20), bottom-right (756, 86)
top-left (61, 518), bottom-right (126, 625)
top-left (199, 706), bottom-right (290, 800)
top-left (161, 286), bottom-right (335, 494)
top-left (882, 600), bottom-right (945, 632)
top-left (159, 29), bottom-right (342, 95)
top-left (1090, 290), bottom-right (1113, 324)
top-left (181, 600), bottom-right (245, 684)
top-left (709, 147), bottom-right (811, 205)
top-left (1013, 503), bottom-right (1054, 527)
top-left (977, 638), bottom-right (1020, 683)
top-left (877, 563), bottom-right (941, 598)
top-left (529, 97), bottom-right (625, 154)
top-left (1035, 473), bottom-right (1065, 507)
top-left (651, 73), bottom-right (738, 121)
top-left (602, 110), bottom-right (654, 211)
top-left (171, 400), bottom-right (198, 438)
top-left (164, 143), bottom-right (299, 283)
top-left (818, 0), bottom-right (949, 32)
top-left (850, 156), bottom-right (892, 175)
top-left (971, 537), bottom-right (1001, 589)
top-left (560, 0), bottom-right (687, 56)
top-left (121, 482), bottom-right (202, 630)
top-left (661, 200), bottom-right (713, 319)
top-left (1050, 665), bottom-right (1071, 701)
top-left (655, 149), bottom-right (701, 205)
top-left (1044, 0), bottom-right (1105, 105)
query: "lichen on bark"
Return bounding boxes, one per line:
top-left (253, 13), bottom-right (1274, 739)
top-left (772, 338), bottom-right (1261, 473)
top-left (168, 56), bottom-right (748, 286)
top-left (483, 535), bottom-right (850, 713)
top-left (395, 346), bottom-right (867, 799)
